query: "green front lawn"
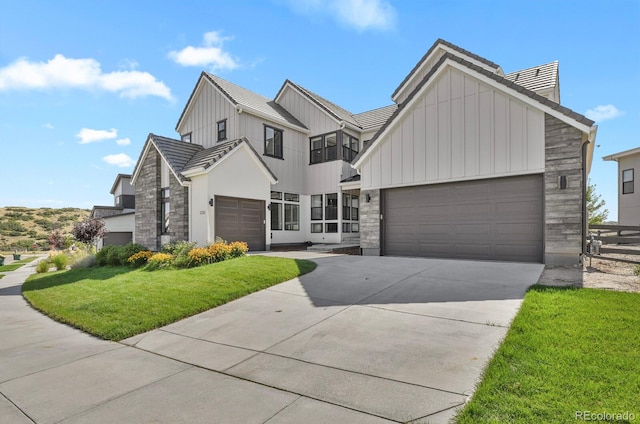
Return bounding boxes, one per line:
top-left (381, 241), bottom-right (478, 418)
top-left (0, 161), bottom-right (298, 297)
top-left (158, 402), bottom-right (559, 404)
top-left (0, 256), bottom-right (37, 272)
top-left (23, 255), bottom-right (316, 341)
top-left (457, 286), bottom-right (640, 423)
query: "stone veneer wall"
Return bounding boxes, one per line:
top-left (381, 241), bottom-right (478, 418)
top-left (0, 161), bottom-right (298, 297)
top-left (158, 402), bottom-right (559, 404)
top-left (544, 114), bottom-right (585, 266)
top-left (169, 174), bottom-right (189, 242)
top-left (134, 148), bottom-right (161, 251)
top-left (360, 189), bottom-right (381, 256)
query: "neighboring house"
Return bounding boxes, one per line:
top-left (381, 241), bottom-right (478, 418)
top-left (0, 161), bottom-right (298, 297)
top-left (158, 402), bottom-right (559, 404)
top-left (91, 174), bottom-right (136, 248)
top-left (603, 147), bottom-right (640, 225)
top-left (130, 38), bottom-right (597, 265)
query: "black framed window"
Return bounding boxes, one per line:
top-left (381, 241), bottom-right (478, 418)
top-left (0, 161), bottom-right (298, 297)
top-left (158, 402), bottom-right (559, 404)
top-left (181, 133), bottom-right (191, 143)
top-left (311, 223), bottom-right (323, 233)
top-left (623, 169), bottom-right (634, 194)
top-left (325, 133), bottom-right (337, 161)
top-left (161, 188), bottom-right (170, 234)
top-left (264, 125), bottom-right (283, 159)
top-left (271, 202), bottom-right (282, 230)
top-left (342, 134), bottom-right (360, 162)
top-left (310, 136), bottom-right (323, 164)
top-left (311, 195), bottom-right (323, 220)
top-left (271, 191), bottom-right (282, 200)
top-left (325, 223), bottom-right (338, 233)
top-left (217, 119), bottom-right (227, 141)
top-left (284, 204), bottom-right (299, 231)
top-left (325, 193), bottom-right (338, 220)
top-left (284, 193), bottom-right (299, 202)
top-left (351, 195), bottom-right (359, 220)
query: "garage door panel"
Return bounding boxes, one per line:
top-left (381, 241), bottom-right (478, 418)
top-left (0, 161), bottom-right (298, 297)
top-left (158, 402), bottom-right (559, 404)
top-left (383, 174), bottom-right (543, 262)
top-left (215, 196), bottom-right (265, 251)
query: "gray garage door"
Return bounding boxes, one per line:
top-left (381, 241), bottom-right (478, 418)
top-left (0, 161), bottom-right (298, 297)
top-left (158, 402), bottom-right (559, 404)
top-left (103, 232), bottom-right (133, 246)
top-left (383, 174), bottom-right (543, 262)
top-left (215, 196), bottom-right (265, 251)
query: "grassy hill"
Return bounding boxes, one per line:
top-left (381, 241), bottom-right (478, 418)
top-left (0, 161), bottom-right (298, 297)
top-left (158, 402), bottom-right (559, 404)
top-left (0, 206), bottom-right (90, 251)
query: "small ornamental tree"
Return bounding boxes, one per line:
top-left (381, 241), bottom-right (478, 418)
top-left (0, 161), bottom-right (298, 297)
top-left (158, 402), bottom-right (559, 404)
top-left (48, 229), bottom-right (65, 250)
top-left (586, 179), bottom-right (609, 225)
top-left (72, 217), bottom-right (107, 246)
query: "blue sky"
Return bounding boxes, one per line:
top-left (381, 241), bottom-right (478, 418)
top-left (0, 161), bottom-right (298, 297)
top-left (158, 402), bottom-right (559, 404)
top-left (1, 0), bottom-right (638, 221)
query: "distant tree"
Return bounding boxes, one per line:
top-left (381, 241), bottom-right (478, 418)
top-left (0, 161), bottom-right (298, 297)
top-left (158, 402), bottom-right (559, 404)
top-left (48, 229), bottom-right (65, 250)
top-left (586, 179), bottom-right (609, 225)
top-left (72, 217), bottom-right (107, 246)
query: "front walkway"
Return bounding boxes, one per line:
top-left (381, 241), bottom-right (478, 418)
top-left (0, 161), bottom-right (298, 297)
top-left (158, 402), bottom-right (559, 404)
top-left (0, 254), bottom-right (543, 423)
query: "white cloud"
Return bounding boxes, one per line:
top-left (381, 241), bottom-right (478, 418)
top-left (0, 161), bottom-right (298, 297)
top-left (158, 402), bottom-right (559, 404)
top-left (116, 137), bottom-right (131, 146)
top-left (168, 31), bottom-right (239, 70)
top-left (0, 54), bottom-right (172, 100)
top-left (585, 104), bottom-right (623, 122)
top-left (43, 123), bottom-right (54, 129)
top-left (103, 153), bottom-right (135, 167)
top-left (284, 0), bottom-right (396, 31)
top-left (76, 128), bottom-right (118, 144)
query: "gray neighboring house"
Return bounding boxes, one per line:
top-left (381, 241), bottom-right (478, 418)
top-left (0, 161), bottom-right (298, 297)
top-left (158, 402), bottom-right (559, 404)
top-left (603, 147), bottom-right (640, 225)
top-left (127, 38), bottom-right (597, 265)
top-left (91, 174), bottom-right (135, 248)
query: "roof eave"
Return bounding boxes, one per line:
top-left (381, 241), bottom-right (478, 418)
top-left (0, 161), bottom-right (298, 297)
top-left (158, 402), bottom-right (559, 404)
top-left (602, 146), bottom-right (640, 161)
top-left (236, 103), bottom-right (310, 134)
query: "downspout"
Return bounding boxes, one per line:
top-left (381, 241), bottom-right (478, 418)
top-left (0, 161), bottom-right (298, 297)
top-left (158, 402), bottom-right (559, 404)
top-left (582, 139), bottom-right (590, 260)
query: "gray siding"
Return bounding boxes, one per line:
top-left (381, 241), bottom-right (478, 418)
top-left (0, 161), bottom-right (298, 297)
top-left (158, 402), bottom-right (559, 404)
top-left (135, 148), bottom-right (161, 251)
top-left (277, 87), bottom-right (340, 135)
top-left (544, 114), bottom-right (585, 265)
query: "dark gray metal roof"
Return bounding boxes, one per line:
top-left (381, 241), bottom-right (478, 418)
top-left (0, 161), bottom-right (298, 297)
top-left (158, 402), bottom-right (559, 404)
top-left (352, 105), bottom-right (398, 130)
top-left (151, 135), bottom-right (204, 182)
top-left (340, 174), bottom-right (361, 183)
top-left (391, 38), bottom-right (501, 100)
top-left (505, 61), bottom-right (559, 94)
top-left (204, 73), bottom-right (307, 129)
top-left (279, 80), bottom-right (361, 128)
top-left (355, 52), bottom-right (594, 164)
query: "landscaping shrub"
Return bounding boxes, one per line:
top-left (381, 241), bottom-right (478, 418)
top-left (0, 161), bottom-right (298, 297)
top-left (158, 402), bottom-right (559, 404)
top-left (96, 245), bottom-right (116, 266)
top-left (187, 247), bottom-right (210, 267)
top-left (208, 242), bottom-right (231, 262)
top-left (117, 243), bottom-right (147, 265)
top-left (228, 241), bottom-right (249, 258)
top-left (71, 254), bottom-right (97, 269)
top-left (127, 250), bottom-right (153, 268)
top-left (145, 253), bottom-right (174, 271)
top-left (50, 253), bottom-right (69, 271)
top-left (35, 259), bottom-right (50, 273)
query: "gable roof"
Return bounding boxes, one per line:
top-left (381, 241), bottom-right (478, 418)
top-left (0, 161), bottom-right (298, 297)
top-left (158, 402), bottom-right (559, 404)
top-left (275, 79), bottom-right (361, 128)
top-left (505, 61), bottom-right (559, 95)
top-left (109, 173), bottom-right (132, 195)
top-left (391, 38), bottom-right (502, 102)
top-left (352, 105), bottom-right (397, 131)
top-left (175, 72), bottom-right (307, 133)
top-left (353, 52), bottom-right (595, 167)
top-left (131, 134), bottom-right (277, 185)
top-left (182, 137), bottom-right (278, 182)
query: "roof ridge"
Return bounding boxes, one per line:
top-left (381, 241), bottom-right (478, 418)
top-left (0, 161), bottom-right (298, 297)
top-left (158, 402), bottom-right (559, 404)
top-left (505, 60), bottom-right (558, 76)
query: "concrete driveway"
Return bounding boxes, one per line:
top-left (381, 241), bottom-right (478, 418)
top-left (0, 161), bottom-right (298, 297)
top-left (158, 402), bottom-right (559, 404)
top-left (1, 253), bottom-right (543, 424)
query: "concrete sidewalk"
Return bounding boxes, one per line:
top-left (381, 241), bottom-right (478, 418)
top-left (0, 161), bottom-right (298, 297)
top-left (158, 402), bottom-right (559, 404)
top-left (0, 254), bottom-right (543, 423)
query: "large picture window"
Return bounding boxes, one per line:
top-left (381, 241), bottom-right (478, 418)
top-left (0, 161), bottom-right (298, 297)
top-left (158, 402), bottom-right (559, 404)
top-left (264, 125), bottom-right (283, 159)
top-left (285, 204), bottom-right (299, 230)
top-left (271, 202), bottom-right (282, 230)
top-left (623, 169), bottom-right (634, 194)
top-left (271, 191), bottom-right (298, 231)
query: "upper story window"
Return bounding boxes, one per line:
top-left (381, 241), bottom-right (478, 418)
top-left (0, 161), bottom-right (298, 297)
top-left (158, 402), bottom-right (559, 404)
top-left (181, 133), bottom-right (191, 143)
top-left (310, 131), bottom-right (358, 164)
top-left (264, 125), bottom-right (283, 159)
top-left (342, 133), bottom-right (359, 162)
top-left (623, 169), bottom-right (634, 194)
top-left (217, 119), bottom-right (227, 142)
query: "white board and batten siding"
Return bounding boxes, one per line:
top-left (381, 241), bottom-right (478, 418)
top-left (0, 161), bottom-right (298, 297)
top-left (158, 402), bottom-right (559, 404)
top-left (178, 83), bottom-right (239, 148)
top-left (238, 113), bottom-right (308, 195)
top-left (277, 87), bottom-right (341, 135)
top-left (361, 67), bottom-right (545, 190)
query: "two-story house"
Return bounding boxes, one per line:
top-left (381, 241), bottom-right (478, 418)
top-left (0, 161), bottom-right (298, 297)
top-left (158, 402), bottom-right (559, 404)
top-left (130, 38), bottom-right (597, 265)
top-left (91, 173), bottom-right (136, 247)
